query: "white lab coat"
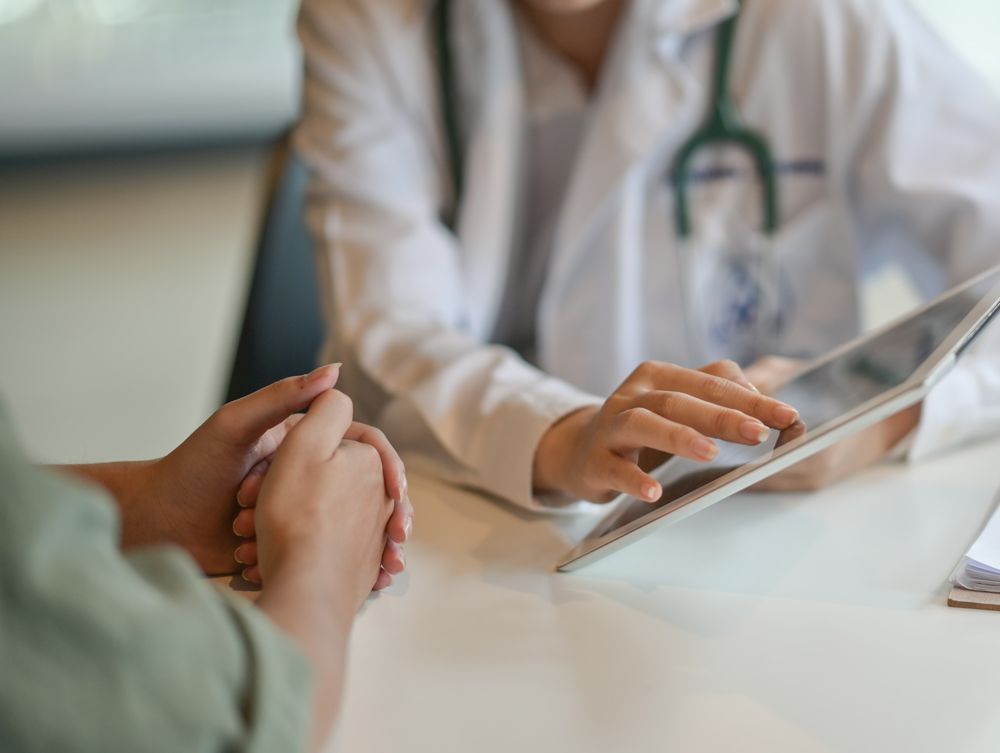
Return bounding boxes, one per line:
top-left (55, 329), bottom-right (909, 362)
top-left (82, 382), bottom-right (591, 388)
top-left (295, 0), bottom-right (1000, 510)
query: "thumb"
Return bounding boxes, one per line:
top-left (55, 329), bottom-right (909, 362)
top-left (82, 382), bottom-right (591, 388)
top-left (211, 364), bottom-right (341, 445)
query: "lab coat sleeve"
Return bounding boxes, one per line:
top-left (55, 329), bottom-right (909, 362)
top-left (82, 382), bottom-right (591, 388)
top-left (294, 0), bottom-right (601, 510)
top-left (0, 417), bottom-right (311, 753)
top-left (839, 0), bottom-right (1000, 460)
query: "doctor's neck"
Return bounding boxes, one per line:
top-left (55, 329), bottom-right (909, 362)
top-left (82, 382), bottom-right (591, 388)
top-left (517, 0), bottom-right (626, 91)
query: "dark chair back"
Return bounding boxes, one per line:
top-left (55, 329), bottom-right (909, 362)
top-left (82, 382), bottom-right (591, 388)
top-left (226, 151), bottom-right (323, 401)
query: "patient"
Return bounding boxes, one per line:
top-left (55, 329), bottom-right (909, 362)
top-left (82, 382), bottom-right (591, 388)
top-left (0, 364), bottom-right (411, 753)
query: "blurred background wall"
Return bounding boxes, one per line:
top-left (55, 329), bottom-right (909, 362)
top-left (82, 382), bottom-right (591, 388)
top-left (910, 0), bottom-right (1000, 88)
top-left (0, 0), bottom-right (998, 463)
top-left (0, 0), bottom-right (301, 462)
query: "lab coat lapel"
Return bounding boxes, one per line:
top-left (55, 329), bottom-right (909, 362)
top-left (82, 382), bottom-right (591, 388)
top-left (554, 0), bottom-right (738, 257)
top-left (541, 0), bottom-right (737, 385)
top-left (453, 0), bottom-right (525, 341)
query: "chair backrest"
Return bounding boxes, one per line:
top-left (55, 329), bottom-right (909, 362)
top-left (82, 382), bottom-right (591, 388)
top-left (226, 151), bottom-right (323, 401)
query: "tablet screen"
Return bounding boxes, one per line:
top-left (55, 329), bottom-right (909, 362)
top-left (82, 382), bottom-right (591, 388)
top-left (590, 270), bottom-right (1000, 540)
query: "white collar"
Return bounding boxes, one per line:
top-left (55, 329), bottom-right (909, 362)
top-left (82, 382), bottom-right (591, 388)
top-left (643, 0), bottom-right (740, 38)
top-left (420, 0), bottom-right (738, 36)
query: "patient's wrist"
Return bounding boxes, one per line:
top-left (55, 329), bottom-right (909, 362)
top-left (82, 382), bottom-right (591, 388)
top-left (53, 460), bottom-right (177, 553)
top-left (55, 460), bottom-right (156, 516)
top-left (263, 555), bottom-right (356, 634)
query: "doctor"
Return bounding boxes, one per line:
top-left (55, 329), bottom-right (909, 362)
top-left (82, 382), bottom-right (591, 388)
top-left (295, 0), bottom-right (1000, 509)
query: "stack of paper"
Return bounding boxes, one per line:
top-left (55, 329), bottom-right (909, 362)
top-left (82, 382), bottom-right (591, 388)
top-left (953, 492), bottom-right (1000, 593)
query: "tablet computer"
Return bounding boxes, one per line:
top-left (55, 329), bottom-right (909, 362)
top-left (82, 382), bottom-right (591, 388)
top-left (557, 265), bottom-right (1000, 572)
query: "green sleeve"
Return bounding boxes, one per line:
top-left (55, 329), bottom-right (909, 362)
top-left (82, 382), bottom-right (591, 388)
top-left (0, 409), bottom-right (312, 753)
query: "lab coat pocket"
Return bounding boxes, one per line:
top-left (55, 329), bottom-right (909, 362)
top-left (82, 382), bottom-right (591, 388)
top-left (678, 222), bottom-right (783, 366)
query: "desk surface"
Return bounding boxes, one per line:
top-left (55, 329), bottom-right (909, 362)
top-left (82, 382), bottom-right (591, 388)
top-left (328, 441), bottom-right (1000, 753)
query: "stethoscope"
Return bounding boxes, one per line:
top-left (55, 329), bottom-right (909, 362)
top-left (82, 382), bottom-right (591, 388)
top-left (431, 0), bottom-right (778, 237)
top-left (431, 0), bottom-right (784, 360)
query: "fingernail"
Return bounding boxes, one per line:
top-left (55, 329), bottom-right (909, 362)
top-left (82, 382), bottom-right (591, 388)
top-left (306, 363), bottom-right (342, 384)
top-left (398, 550), bottom-right (406, 569)
top-left (404, 515), bottom-right (413, 541)
top-left (693, 437), bottom-right (719, 461)
top-left (234, 548), bottom-right (247, 565)
top-left (774, 405), bottom-right (799, 426)
top-left (642, 483), bottom-right (660, 502)
top-left (306, 365), bottom-right (328, 383)
top-left (740, 419), bottom-right (770, 444)
top-left (232, 518), bottom-right (241, 536)
top-left (747, 382), bottom-right (761, 393)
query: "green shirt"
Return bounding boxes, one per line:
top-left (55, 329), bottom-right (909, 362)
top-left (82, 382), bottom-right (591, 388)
top-left (0, 406), bottom-right (311, 753)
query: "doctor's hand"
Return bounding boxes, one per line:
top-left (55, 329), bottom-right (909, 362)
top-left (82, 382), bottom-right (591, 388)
top-left (744, 356), bottom-right (922, 492)
top-left (232, 421), bottom-right (412, 590)
top-left (533, 360), bottom-right (801, 504)
top-left (742, 356), bottom-right (803, 395)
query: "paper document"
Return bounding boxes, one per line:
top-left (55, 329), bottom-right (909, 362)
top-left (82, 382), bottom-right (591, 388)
top-left (953, 489), bottom-right (1000, 593)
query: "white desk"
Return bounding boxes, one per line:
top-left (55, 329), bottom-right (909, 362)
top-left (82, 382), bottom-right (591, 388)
top-left (329, 440), bottom-right (1000, 753)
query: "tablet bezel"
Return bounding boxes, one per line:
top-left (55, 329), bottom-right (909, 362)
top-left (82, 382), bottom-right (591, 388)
top-left (557, 267), bottom-right (1000, 572)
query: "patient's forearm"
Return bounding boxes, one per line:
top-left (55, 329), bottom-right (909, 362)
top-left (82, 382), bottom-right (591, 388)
top-left (54, 461), bottom-right (161, 548)
top-left (257, 559), bottom-right (354, 753)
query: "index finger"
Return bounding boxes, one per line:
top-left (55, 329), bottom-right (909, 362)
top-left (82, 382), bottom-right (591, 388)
top-left (699, 359), bottom-right (757, 391)
top-left (651, 364), bottom-right (799, 428)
